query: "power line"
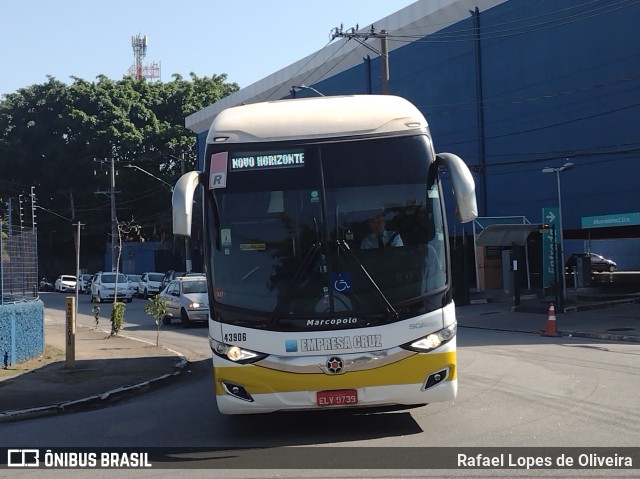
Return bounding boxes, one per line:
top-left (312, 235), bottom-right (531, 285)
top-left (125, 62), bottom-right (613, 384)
top-left (263, 39), bottom-right (334, 101)
top-left (384, 0), bottom-right (639, 43)
top-left (330, 25), bottom-right (389, 94)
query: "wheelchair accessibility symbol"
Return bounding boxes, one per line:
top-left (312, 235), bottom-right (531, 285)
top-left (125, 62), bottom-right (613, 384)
top-left (332, 272), bottom-right (352, 292)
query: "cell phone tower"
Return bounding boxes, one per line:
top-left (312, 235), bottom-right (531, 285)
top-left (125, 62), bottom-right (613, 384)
top-left (128, 34), bottom-right (161, 81)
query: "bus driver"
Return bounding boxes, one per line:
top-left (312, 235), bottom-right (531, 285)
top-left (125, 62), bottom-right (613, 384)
top-left (360, 214), bottom-right (403, 249)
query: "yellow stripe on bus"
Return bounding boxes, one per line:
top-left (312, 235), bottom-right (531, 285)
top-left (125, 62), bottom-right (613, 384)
top-left (214, 351), bottom-right (456, 395)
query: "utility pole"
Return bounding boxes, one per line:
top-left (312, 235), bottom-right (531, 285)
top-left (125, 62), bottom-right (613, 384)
top-left (18, 195), bottom-right (25, 231)
top-left (31, 186), bottom-right (38, 288)
top-left (379, 30), bottom-right (389, 94)
top-left (110, 157), bottom-right (118, 272)
top-left (7, 198), bottom-right (12, 231)
top-left (332, 25), bottom-right (389, 94)
top-left (30, 186), bottom-right (37, 232)
top-left (73, 221), bottom-right (84, 316)
top-left (95, 156), bottom-right (120, 272)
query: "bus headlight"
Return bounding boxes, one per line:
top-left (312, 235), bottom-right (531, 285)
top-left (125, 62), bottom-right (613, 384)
top-left (401, 323), bottom-right (456, 353)
top-left (210, 338), bottom-right (267, 364)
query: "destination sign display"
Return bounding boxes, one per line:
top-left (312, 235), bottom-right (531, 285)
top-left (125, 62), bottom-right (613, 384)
top-left (229, 151), bottom-right (305, 171)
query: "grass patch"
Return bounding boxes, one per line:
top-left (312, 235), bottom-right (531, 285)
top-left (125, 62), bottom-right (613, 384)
top-left (0, 345), bottom-right (65, 381)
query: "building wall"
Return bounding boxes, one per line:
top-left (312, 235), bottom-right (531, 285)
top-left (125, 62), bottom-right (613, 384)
top-left (104, 241), bottom-right (171, 274)
top-left (0, 300), bottom-right (44, 365)
top-left (477, 0), bottom-right (640, 230)
top-left (316, 0), bottom-right (640, 257)
top-left (192, 0), bottom-right (640, 253)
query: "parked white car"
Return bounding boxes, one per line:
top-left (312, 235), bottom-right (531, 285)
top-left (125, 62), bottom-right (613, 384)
top-left (79, 274), bottom-right (93, 294)
top-left (54, 275), bottom-right (77, 292)
top-left (159, 276), bottom-right (208, 327)
top-left (139, 272), bottom-right (164, 298)
top-left (126, 274), bottom-right (142, 297)
top-left (90, 272), bottom-right (133, 303)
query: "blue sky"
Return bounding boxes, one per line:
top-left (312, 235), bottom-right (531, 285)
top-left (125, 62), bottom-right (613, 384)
top-left (1, 0), bottom-right (417, 97)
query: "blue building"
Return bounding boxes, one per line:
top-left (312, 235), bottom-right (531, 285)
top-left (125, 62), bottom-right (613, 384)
top-left (186, 0), bottom-right (640, 287)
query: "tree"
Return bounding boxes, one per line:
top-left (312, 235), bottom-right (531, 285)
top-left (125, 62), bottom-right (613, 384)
top-left (144, 294), bottom-right (168, 347)
top-left (0, 73), bottom-right (239, 271)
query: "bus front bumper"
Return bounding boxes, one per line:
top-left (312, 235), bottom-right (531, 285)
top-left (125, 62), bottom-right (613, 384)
top-left (211, 349), bottom-right (457, 415)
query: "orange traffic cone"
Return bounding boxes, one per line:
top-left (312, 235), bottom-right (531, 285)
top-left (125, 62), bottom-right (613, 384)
top-left (542, 303), bottom-right (560, 336)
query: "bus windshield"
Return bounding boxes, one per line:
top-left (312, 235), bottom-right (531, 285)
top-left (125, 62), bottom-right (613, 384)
top-left (206, 135), bottom-right (447, 328)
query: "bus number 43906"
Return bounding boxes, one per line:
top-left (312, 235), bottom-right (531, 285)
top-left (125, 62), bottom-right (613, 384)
top-left (223, 333), bottom-right (247, 342)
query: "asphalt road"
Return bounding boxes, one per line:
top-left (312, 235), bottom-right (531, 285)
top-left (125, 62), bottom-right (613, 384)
top-left (2, 295), bottom-right (639, 478)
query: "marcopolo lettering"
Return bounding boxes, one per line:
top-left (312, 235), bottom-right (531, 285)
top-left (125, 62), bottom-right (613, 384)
top-left (306, 317), bottom-right (358, 327)
top-left (300, 334), bottom-right (382, 352)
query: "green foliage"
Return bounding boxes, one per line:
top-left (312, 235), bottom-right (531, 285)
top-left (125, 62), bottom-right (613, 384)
top-left (144, 294), bottom-right (168, 346)
top-left (110, 302), bottom-right (126, 336)
top-left (0, 73), bottom-right (239, 245)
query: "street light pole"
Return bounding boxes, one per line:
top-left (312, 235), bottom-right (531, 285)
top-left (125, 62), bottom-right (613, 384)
top-left (542, 161), bottom-right (574, 312)
top-left (291, 85), bottom-right (325, 97)
top-left (124, 164), bottom-right (174, 191)
top-left (125, 159), bottom-right (192, 272)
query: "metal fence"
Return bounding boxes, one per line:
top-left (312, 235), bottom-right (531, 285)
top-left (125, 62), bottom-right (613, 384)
top-left (1, 223), bottom-right (38, 304)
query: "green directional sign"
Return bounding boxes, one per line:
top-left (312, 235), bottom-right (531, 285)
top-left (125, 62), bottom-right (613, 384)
top-left (582, 212), bottom-right (640, 229)
top-left (542, 207), bottom-right (559, 291)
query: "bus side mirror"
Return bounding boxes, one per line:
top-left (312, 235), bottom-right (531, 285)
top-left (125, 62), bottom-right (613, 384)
top-left (435, 152), bottom-right (478, 223)
top-left (172, 171), bottom-right (203, 238)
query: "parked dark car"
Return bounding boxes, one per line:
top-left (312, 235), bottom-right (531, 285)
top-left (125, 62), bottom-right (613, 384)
top-left (159, 270), bottom-right (204, 293)
top-left (79, 274), bottom-right (93, 294)
top-left (39, 277), bottom-right (54, 292)
top-left (566, 253), bottom-right (617, 273)
top-left (159, 271), bottom-right (186, 293)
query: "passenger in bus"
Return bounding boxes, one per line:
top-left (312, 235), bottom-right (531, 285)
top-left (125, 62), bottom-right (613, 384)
top-left (360, 214), bottom-right (404, 249)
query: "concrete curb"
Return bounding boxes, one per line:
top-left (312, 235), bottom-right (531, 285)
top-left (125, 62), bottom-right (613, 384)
top-left (459, 325), bottom-right (640, 343)
top-left (558, 330), bottom-right (640, 343)
top-left (0, 356), bottom-right (188, 424)
top-left (572, 297), bottom-right (640, 312)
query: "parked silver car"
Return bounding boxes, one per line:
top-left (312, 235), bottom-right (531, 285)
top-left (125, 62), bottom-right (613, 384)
top-left (159, 276), bottom-right (208, 327)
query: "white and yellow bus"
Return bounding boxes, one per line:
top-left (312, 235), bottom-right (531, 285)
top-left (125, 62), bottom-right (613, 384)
top-left (173, 95), bottom-right (477, 414)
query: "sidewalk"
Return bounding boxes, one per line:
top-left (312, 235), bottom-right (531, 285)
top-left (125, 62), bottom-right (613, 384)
top-left (1, 289), bottom-right (638, 423)
top-left (458, 287), bottom-right (640, 342)
top-left (0, 315), bottom-right (187, 423)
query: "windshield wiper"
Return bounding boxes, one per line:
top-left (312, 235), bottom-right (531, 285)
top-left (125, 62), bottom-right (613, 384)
top-left (269, 241), bottom-right (322, 324)
top-left (337, 239), bottom-right (398, 319)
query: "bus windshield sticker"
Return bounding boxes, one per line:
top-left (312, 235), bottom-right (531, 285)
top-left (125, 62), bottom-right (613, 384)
top-left (209, 152), bottom-right (228, 189)
top-left (221, 228), bottom-right (232, 247)
top-left (240, 243), bottom-right (267, 251)
top-left (332, 271), bottom-right (352, 293)
top-left (229, 151), bottom-right (305, 171)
